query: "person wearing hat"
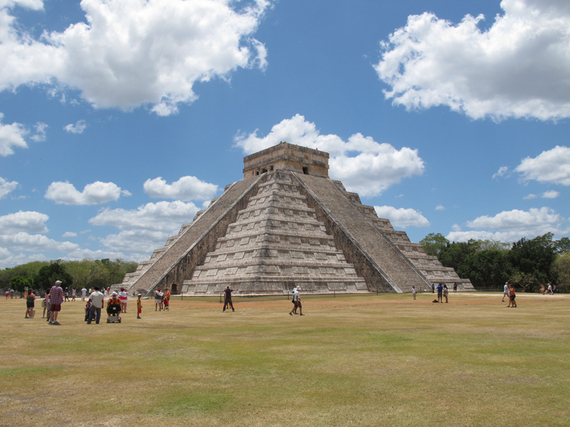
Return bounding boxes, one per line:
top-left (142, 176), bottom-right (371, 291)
top-left (289, 286), bottom-right (303, 316)
top-left (87, 287), bottom-right (105, 324)
top-left (137, 294), bottom-right (142, 319)
top-left (107, 292), bottom-right (121, 318)
top-left (49, 280), bottom-right (64, 325)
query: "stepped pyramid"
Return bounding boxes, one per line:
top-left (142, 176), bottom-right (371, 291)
top-left (121, 142), bottom-right (473, 296)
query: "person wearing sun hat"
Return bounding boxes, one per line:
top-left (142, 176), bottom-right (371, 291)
top-left (289, 286), bottom-right (303, 316)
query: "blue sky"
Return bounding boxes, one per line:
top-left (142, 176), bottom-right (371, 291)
top-left (1, 0), bottom-right (569, 269)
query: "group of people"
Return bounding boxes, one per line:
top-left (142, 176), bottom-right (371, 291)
top-left (84, 288), bottom-right (143, 324)
top-left (154, 288), bottom-right (171, 311)
top-left (502, 282), bottom-right (517, 307)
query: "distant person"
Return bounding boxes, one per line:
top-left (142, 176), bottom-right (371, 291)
top-left (49, 280), bottom-right (64, 325)
top-left (547, 283), bottom-right (553, 295)
top-left (119, 288), bottom-right (128, 313)
top-left (87, 287), bottom-right (105, 325)
top-left (137, 294), bottom-right (142, 319)
top-left (163, 289), bottom-right (171, 311)
top-left (107, 292), bottom-right (122, 318)
top-left (508, 284), bottom-right (517, 308)
top-left (539, 284), bottom-right (545, 295)
top-left (81, 287), bottom-right (87, 301)
top-left (5, 290), bottom-right (8, 299)
top-left (502, 282), bottom-right (509, 303)
top-left (64, 288), bottom-right (69, 302)
top-left (437, 283), bottom-right (443, 303)
top-left (44, 290), bottom-right (51, 320)
top-left (443, 284), bottom-right (449, 303)
top-left (223, 286), bottom-right (235, 312)
top-left (10, 289), bottom-right (14, 299)
top-left (71, 288), bottom-right (76, 301)
top-left (453, 283), bottom-right (457, 292)
top-left (155, 288), bottom-right (164, 311)
top-left (553, 284), bottom-right (558, 293)
top-left (289, 287), bottom-right (303, 316)
top-left (432, 284), bottom-right (435, 293)
top-left (25, 289), bottom-right (36, 318)
top-left (291, 286), bottom-right (298, 314)
top-left (412, 286), bottom-right (417, 300)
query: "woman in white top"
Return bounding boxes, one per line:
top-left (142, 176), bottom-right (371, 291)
top-left (118, 288), bottom-right (128, 313)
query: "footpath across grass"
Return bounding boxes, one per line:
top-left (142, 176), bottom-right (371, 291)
top-left (1, 292), bottom-right (569, 426)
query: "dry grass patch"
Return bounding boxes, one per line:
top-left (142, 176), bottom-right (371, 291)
top-left (1, 292), bottom-right (570, 426)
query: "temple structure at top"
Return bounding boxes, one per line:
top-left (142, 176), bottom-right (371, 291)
top-left (120, 142), bottom-right (473, 296)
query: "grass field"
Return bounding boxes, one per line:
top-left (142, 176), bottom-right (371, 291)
top-left (1, 291), bottom-right (569, 427)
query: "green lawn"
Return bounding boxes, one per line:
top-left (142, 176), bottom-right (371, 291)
top-left (1, 292), bottom-right (569, 426)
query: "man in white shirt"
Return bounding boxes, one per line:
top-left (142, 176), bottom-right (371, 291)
top-left (502, 282), bottom-right (509, 303)
top-left (88, 287), bottom-right (105, 325)
top-left (81, 287), bottom-right (87, 301)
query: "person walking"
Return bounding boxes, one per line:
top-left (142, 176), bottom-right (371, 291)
top-left (289, 287), bottom-right (303, 316)
top-left (508, 284), bottom-right (517, 308)
top-left (87, 287), bottom-right (105, 324)
top-left (412, 286), bottom-right (417, 300)
top-left (49, 280), bottom-right (64, 325)
top-left (81, 287), bottom-right (87, 301)
top-left (223, 286), bottom-right (235, 312)
top-left (437, 283), bottom-right (443, 303)
top-left (502, 282), bottom-right (509, 302)
top-left (443, 284), bottom-right (449, 303)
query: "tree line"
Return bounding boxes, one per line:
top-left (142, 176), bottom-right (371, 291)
top-left (0, 259), bottom-right (138, 293)
top-left (420, 232), bottom-right (570, 292)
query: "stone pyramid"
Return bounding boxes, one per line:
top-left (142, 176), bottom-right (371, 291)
top-left (120, 142), bottom-right (473, 296)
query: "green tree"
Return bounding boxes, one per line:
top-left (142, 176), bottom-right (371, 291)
top-left (508, 233), bottom-right (558, 291)
top-left (420, 233), bottom-right (450, 256)
top-left (34, 262), bottom-right (73, 291)
top-left (9, 276), bottom-right (34, 292)
top-left (553, 252), bottom-right (570, 292)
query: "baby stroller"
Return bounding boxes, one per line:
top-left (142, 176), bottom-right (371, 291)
top-left (106, 299), bottom-right (122, 323)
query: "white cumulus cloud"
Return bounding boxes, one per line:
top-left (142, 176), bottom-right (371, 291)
top-left (515, 145), bottom-right (570, 185)
top-left (0, 176), bottom-right (18, 199)
top-left (373, 206), bottom-right (429, 228)
top-left (0, 113), bottom-right (28, 156)
top-left (447, 207), bottom-right (568, 242)
top-left (64, 120), bottom-right (86, 134)
top-left (90, 200), bottom-right (201, 255)
top-left (0, 211), bottom-right (49, 234)
top-left (234, 114), bottom-right (424, 197)
top-left (0, 0), bottom-right (270, 115)
top-left (375, 0), bottom-right (570, 120)
top-left (144, 176), bottom-right (218, 201)
top-left (45, 181), bottom-right (131, 205)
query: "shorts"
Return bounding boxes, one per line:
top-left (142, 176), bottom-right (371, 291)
top-left (296, 301), bottom-right (302, 308)
top-left (509, 295), bottom-right (515, 301)
top-left (27, 302), bottom-right (34, 308)
top-left (51, 303), bottom-right (61, 312)
top-left (138, 307), bottom-right (142, 314)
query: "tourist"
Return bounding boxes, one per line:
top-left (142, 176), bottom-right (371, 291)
top-left (508, 284), bottom-right (517, 308)
top-left (547, 283), bottom-right (553, 295)
top-left (437, 283), bottom-right (443, 303)
top-left (49, 280), bottom-right (64, 325)
top-left (539, 284), bottom-right (545, 295)
top-left (107, 292), bottom-right (121, 318)
top-left (5, 289), bottom-right (9, 299)
top-left (71, 288), bottom-right (76, 301)
top-left (81, 287), bottom-right (87, 301)
top-left (87, 287), bottom-right (105, 325)
top-left (25, 289), bottom-right (35, 318)
top-left (443, 284), bottom-right (449, 303)
top-left (291, 286), bottom-right (298, 314)
top-left (412, 286), bottom-right (417, 300)
top-left (155, 288), bottom-right (163, 311)
top-left (137, 294), bottom-right (142, 319)
top-left (453, 283), bottom-right (457, 292)
top-left (119, 287), bottom-right (128, 313)
top-left (223, 286), bottom-right (235, 312)
top-left (44, 290), bottom-right (51, 320)
top-left (289, 286), bottom-right (303, 316)
top-left (502, 282), bottom-right (509, 302)
top-left (64, 288), bottom-right (69, 302)
top-left (163, 288), bottom-right (171, 311)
